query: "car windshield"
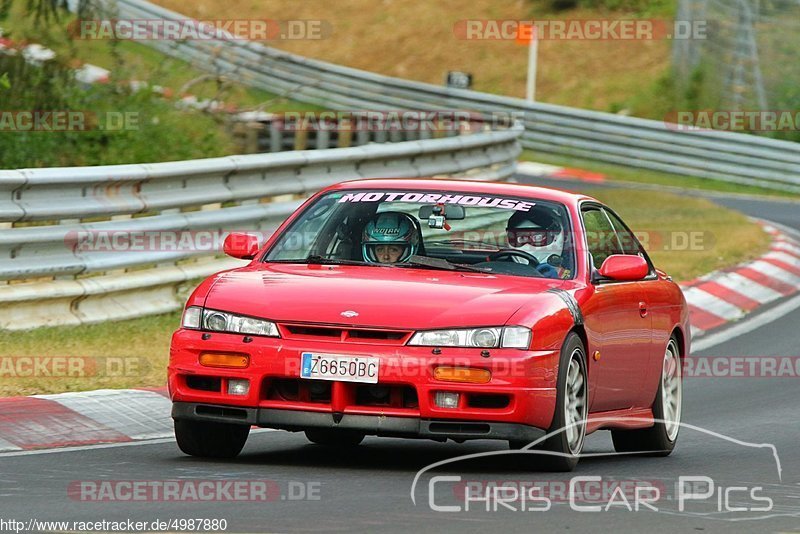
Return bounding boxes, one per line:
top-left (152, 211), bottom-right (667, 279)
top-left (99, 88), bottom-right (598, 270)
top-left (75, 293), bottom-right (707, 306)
top-left (263, 189), bottom-right (576, 279)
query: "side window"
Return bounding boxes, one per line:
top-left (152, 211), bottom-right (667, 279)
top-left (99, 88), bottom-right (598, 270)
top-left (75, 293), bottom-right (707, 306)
top-left (582, 208), bottom-right (622, 269)
top-left (604, 209), bottom-right (642, 256)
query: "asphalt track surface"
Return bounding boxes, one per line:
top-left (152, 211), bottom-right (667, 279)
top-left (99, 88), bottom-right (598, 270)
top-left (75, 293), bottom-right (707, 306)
top-left (1, 176), bottom-right (798, 533)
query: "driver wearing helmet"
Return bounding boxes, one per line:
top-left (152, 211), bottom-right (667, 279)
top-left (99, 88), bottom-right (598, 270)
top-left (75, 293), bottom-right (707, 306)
top-left (506, 207), bottom-right (569, 279)
top-left (362, 211), bottom-right (420, 264)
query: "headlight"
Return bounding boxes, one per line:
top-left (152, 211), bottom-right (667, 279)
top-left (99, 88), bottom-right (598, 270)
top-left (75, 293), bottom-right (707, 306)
top-left (181, 306), bottom-right (280, 337)
top-left (409, 326), bottom-right (531, 349)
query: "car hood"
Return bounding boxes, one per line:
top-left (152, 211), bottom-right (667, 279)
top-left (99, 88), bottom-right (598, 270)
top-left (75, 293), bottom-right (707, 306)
top-left (203, 263), bottom-right (568, 330)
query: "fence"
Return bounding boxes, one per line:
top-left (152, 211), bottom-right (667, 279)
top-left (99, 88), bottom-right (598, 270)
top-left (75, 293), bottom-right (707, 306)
top-left (673, 0), bottom-right (800, 120)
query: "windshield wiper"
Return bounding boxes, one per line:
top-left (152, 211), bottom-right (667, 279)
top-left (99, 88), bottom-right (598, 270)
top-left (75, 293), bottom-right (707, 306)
top-left (306, 255), bottom-right (370, 265)
top-left (426, 239), bottom-right (500, 250)
top-left (269, 255), bottom-right (489, 272)
top-left (399, 255), bottom-right (492, 273)
top-left (268, 255), bottom-right (373, 266)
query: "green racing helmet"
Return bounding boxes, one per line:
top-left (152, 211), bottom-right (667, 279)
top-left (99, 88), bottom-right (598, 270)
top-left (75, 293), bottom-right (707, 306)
top-left (361, 211), bottom-right (419, 263)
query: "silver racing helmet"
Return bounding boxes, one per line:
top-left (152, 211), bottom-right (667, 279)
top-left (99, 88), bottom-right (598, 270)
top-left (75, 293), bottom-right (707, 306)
top-left (506, 206), bottom-right (565, 263)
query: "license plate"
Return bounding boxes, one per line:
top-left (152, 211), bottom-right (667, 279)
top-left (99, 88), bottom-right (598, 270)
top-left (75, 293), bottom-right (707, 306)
top-left (300, 352), bottom-right (379, 384)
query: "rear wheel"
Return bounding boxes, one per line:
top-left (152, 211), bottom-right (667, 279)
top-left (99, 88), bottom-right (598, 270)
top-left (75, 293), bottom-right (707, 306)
top-left (612, 336), bottom-right (682, 456)
top-left (510, 332), bottom-right (587, 472)
top-left (174, 419), bottom-right (250, 458)
top-left (305, 429), bottom-right (365, 448)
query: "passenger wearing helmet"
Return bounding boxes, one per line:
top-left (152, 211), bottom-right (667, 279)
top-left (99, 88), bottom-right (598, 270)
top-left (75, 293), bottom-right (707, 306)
top-left (506, 207), bottom-right (568, 279)
top-left (362, 211), bottom-right (420, 264)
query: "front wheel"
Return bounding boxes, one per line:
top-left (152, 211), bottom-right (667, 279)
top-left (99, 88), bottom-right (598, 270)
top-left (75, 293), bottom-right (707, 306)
top-left (174, 419), bottom-right (250, 458)
top-left (612, 336), bottom-right (682, 456)
top-left (510, 332), bottom-right (587, 472)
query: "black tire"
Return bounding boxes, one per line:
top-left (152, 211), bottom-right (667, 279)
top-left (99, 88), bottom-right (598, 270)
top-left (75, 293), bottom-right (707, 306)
top-left (305, 429), bottom-right (365, 448)
top-left (612, 336), bottom-right (682, 456)
top-left (510, 332), bottom-right (588, 472)
top-left (174, 419), bottom-right (250, 458)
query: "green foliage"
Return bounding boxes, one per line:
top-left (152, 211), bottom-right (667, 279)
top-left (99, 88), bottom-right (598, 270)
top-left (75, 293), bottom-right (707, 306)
top-left (580, 0), bottom-right (674, 15)
top-left (0, 54), bottom-right (233, 167)
top-left (14, 0), bottom-right (59, 27)
top-left (542, 0), bottom-right (675, 16)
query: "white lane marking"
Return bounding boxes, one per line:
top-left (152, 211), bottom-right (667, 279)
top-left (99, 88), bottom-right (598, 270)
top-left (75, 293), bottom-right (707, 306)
top-left (764, 250), bottom-right (800, 268)
top-left (694, 291), bottom-right (800, 352)
top-left (0, 429), bottom-right (276, 457)
top-left (682, 287), bottom-right (746, 321)
top-left (690, 326), bottom-right (705, 340)
top-left (0, 437), bottom-right (22, 452)
top-left (771, 241), bottom-right (800, 255)
top-left (747, 260), bottom-right (800, 287)
top-left (765, 220), bottom-right (800, 241)
top-left (0, 437), bottom-right (175, 457)
top-left (713, 271), bottom-right (784, 304)
top-left (34, 389), bottom-right (173, 441)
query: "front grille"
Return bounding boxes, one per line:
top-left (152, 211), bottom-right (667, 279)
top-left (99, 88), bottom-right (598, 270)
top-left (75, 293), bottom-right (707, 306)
top-left (284, 325), bottom-right (340, 338)
top-left (262, 378), bottom-right (418, 410)
top-left (280, 323), bottom-right (411, 345)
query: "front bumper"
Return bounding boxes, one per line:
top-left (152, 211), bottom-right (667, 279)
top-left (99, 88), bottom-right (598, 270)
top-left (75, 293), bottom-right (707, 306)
top-left (169, 329), bottom-right (560, 431)
top-left (172, 401), bottom-right (547, 442)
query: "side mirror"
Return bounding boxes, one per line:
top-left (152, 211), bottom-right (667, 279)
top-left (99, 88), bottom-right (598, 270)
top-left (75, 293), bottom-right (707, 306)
top-left (598, 254), bottom-right (649, 281)
top-left (223, 233), bottom-right (260, 260)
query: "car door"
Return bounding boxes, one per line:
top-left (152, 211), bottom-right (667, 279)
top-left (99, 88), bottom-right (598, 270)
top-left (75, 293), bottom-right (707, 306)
top-left (581, 205), bottom-right (653, 412)
top-left (604, 207), bottom-right (670, 407)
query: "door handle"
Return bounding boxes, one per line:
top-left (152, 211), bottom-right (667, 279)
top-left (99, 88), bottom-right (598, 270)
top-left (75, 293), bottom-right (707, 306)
top-left (639, 301), bottom-right (648, 318)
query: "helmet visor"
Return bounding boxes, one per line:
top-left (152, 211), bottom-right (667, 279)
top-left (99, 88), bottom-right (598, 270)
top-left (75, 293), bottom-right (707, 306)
top-left (507, 228), bottom-right (558, 247)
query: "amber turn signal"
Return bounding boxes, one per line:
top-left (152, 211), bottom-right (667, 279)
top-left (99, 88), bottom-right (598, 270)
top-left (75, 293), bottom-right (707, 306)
top-left (199, 352), bottom-right (250, 368)
top-left (433, 366), bottom-right (491, 384)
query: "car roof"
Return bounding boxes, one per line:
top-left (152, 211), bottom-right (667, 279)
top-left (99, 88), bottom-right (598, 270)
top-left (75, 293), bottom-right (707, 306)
top-left (322, 178), bottom-right (598, 207)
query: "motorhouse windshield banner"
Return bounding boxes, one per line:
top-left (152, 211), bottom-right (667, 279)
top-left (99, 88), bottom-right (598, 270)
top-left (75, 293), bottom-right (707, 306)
top-left (336, 192), bottom-right (536, 211)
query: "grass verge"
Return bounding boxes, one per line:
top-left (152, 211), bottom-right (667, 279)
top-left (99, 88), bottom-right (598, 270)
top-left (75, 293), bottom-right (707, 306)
top-left (0, 188), bottom-right (768, 396)
top-left (587, 188), bottom-right (769, 280)
top-left (0, 310), bottom-right (180, 397)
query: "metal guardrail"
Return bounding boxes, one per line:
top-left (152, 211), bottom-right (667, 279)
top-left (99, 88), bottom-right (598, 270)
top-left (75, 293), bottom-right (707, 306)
top-left (111, 0), bottom-right (800, 194)
top-left (0, 122), bottom-right (522, 329)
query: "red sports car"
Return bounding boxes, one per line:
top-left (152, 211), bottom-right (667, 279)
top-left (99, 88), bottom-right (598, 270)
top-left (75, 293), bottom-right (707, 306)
top-left (169, 179), bottom-right (689, 471)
